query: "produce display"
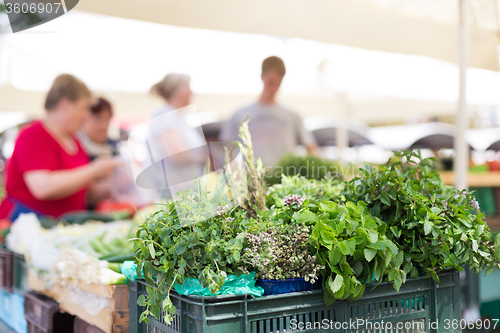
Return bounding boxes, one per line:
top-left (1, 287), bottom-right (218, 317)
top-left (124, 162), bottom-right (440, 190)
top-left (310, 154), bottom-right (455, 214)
top-left (5, 215), bottom-right (136, 288)
top-left (133, 121), bottom-right (500, 325)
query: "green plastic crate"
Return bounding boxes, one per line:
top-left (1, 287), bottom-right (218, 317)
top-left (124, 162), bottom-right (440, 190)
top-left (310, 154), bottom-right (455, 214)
top-left (470, 188), bottom-right (496, 216)
top-left (12, 253), bottom-right (28, 294)
top-left (129, 271), bottom-right (461, 333)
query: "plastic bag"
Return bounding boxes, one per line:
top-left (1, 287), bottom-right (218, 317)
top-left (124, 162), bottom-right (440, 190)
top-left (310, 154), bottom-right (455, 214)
top-left (67, 286), bottom-right (109, 316)
top-left (120, 261), bottom-right (263, 297)
top-left (120, 261), bottom-right (140, 282)
top-left (174, 271), bottom-right (264, 297)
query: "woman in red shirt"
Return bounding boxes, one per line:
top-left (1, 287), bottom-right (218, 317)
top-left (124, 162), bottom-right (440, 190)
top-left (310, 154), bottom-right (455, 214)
top-left (0, 74), bottom-right (121, 221)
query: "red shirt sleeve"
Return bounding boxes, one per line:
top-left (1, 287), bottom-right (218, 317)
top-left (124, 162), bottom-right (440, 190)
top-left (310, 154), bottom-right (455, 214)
top-left (14, 125), bottom-right (59, 173)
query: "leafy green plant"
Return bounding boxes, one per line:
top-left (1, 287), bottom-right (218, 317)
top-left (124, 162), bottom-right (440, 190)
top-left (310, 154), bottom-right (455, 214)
top-left (266, 175), bottom-right (342, 208)
top-left (133, 193), bottom-right (254, 324)
top-left (341, 150), bottom-right (500, 281)
top-left (266, 154), bottom-right (343, 185)
top-left (308, 200), bottom-right (402, 304)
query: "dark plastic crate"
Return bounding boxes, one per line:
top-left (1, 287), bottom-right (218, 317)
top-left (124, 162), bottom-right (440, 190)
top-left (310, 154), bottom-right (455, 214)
top-left (24, 292), bottom-right (59, 333)
top-left (13, 253), bottom-right (28, 294)
top-left (73, 317), bottom-right (104, 333)
top-left (130, 270), bottom-right (461, 333)
top-left (0, 248), bottom-right (13, 292)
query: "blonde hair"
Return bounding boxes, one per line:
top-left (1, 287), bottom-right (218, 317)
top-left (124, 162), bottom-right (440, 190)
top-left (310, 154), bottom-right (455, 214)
top-left (44, 74), bottom-right (91, 111)
top-left (150, 74), bottom-right (190, 101)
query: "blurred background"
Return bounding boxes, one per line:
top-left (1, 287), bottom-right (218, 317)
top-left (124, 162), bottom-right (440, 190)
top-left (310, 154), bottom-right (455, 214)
top-left (2, 0), bottom-right (500, 323)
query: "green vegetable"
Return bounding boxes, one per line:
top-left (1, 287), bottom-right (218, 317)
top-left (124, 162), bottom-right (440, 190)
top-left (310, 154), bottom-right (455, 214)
top-left (341, 150), bottom-right (500, 280)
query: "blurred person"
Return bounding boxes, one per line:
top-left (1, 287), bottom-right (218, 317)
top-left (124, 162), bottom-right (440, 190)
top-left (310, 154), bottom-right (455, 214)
top-left (219, 56), bottom-right (318, 167)
top-left (148, 74), bottom-right (208, 196)
top-left (79, 97), bottom-right (118, 161)
top-left (0, 74), bottom-right (121, 221)
top-left (78, 97), bottom-right (119, 208)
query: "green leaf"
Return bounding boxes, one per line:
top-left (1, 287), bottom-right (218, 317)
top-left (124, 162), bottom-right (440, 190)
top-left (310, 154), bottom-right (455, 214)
top-left (137, 295), bottom-right (147, 306)
top-left (329, 247), bottom-right (342, 266)
top-left (364, 248), bottom-right (377, 262)
top-left (403, 262), bottom-right (413, 274)
top-left (338, 242), bottom-right (350, 255)
top-left (148, 243), bottom-right (156, 259)
top-left (344, 239), bottom-right (356, 255)
top-left (478, 250), bottom-right (490, 258)
top-left (393, 274), bottom-right (402, 292)
top-left (431, 271), bottom-right (440, 283)
top-left (390, 226), bottom-right (401, 238)
top-left (321, 230), bottom-right (336, 246)
top-left (294, 211), bottom-right (319, 224)
top-left (367, 230), bottom-right (378, 244)
top-left (495, 233), bottom-right (500, 247)
top-left (382, 240), bottom-right (398, 254)
top-left (423, 221), bottom-right (433, 236)
top-left (175, 244), bottom-right (187, 255)
top-left (368, 241), bottom-right (386, 251)
top-left (410, 266), bottom-right (419, 278)
top-left (372, 202), bottom-right (381, 217)
top-left (395, 252), bottom-right (404, 269)
top-left (485, 265), bottom-right (495, 276)
top-left (374, 261), bottom-right (382, 280)
top-left (474, 225), bottom-right (485, 238)
top-left (380, 193), bottom-right (391, 206)
top-left (388, 269), bottom-right (398, 282)
top-left (472, 240), bottom-right (478, 252)
top-left (328, 274), bottom-right (344, 294)
top-left (352, 261), bottom-right (363, 276)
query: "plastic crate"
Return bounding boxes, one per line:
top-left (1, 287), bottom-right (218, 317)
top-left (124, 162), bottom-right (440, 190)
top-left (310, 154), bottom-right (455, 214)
top-left (0, 248), bottom-right (13, 292)
top-left (11, 292), bottom-right (27, 333)
top-left (0, 289), bottom-right (13, 325)
top-left (24, 292), bottom-right (59, 333)
top-left (73, 317), bottom-right (105, 333)
top-left (13, 253), bottom-right (28, 294)
top-left (471, 187), bottom-right (496, 216)
top-left (130, 270), bottom-right (461, 333)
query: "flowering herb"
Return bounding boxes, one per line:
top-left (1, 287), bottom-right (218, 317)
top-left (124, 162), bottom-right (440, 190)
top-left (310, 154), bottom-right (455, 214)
top-left (283, 194), bottom-right (306, 209)
top-left (241, 223), bottom-right (322, 283)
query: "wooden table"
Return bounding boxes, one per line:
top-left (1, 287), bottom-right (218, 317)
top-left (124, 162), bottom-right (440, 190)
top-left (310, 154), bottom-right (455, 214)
top-left (438, 171), bottom-right (500, 187)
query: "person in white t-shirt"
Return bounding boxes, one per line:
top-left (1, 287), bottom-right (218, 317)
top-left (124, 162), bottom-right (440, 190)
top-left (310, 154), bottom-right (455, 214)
top-left (219, 56), bottom-right (317, 167)
top-left (147, 74), bottom-right (208, 195)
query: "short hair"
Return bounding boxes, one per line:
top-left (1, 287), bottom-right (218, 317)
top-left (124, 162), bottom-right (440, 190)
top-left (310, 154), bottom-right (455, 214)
top-left (150, 73), bottom-right (190, 101)
top-left (91, 97), bottom-right (113, 116)
top-left (262, 56), bottom-right (286, 76)
top-left (44, 74), bottom-right (91, 111)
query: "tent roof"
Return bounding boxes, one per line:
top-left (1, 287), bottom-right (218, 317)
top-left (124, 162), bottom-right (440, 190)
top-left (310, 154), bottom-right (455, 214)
top-left (75, 0), bottom-right (500, 70)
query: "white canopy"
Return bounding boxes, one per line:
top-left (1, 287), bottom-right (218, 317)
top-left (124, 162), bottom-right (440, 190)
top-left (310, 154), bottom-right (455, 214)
top-left (74, 0), bottom-right (500, 71)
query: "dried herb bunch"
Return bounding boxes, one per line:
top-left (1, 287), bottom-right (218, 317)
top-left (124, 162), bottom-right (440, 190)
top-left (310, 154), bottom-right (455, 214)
top-left (236, 119), bottom-right (267, 217)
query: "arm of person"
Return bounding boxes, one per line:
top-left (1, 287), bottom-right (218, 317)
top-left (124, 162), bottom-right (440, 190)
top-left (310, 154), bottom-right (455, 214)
top-left (86, 178), bottom-right (112, 207)
top-left (24, 157), bottom-right (120, 201)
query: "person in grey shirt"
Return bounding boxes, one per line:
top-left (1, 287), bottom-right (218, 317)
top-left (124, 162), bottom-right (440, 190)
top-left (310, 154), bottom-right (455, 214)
top-left (219, 56), bottom-right (317, 167)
